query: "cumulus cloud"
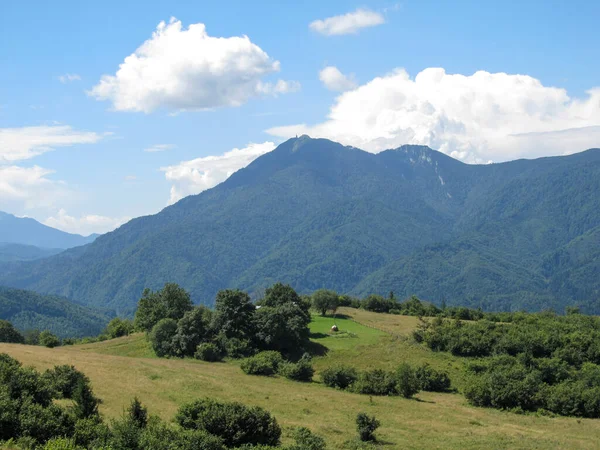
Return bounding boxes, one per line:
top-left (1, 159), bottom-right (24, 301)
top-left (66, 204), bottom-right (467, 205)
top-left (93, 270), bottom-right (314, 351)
top-left (44, 209), bottom-right (130, 235)
top-left (89, 18), bottom-right (298, 113)
top-left (267, 68), bottom-right (600, 163)
top-left (144, 144), bottom-right (176, 153)
top-left (162, 141), bottom-right (276, 204)
top-left (319, 66), bottom-right (357, 91)
top-left (0, 165), bottom-right (71, 211)
top-left (58, 73), bottom-right (81, 83)
top-left (309, 9), bottom-right (385, 36)
top-left (0, 125), bottom-right (102, 163)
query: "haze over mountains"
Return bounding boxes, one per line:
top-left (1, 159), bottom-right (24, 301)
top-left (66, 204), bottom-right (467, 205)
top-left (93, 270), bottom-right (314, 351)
top-left (0, 211), bottom-right (98, 262)
top-left (1, 136), bottom-right (599, 314)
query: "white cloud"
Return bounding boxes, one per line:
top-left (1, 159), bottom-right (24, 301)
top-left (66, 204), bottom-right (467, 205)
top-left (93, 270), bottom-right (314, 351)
top-left (58, 73), bottom-right (81, 83)
top-left (162, 141), bottom-right (276, 204)
top-left (0, 165), bottom-right (71, 211)
top-left (144, 144), bottom-right (176, 153)
top-left (319, 66), bottom-right (357, 91)
top-left (44, 209), bottom-right (130, 235)
top-left (267, 68), bottom-right (600, 163)
top-left (89, 18), bottom-right (298, 113)
top-left (0, 125), bottom-right (102, 163)
top-left (309, 9), bottom-right (385, 36)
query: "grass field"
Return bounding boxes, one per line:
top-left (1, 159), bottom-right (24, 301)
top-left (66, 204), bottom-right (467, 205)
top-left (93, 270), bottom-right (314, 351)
top-left (2, 310), bottom-right (600, 448)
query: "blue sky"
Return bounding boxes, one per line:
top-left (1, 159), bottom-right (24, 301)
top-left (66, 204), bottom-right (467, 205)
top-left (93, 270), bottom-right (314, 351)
top-left (1, 0), bottom-right (599, 234)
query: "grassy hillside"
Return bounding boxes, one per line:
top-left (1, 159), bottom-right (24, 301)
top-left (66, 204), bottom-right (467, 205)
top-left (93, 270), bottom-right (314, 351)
top-left (2, 308), bottom-right (600, 448)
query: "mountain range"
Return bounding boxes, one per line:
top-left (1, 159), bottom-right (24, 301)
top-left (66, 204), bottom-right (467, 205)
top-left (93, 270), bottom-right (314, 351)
top-left (0, 136), bottom-right (599, 314)
top-left (0, 211), bottom-right (98, 262)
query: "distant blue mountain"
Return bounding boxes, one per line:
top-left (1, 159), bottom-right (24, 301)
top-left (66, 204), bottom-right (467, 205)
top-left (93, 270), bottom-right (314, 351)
top-left (0, 211), bottom-right (97, 249)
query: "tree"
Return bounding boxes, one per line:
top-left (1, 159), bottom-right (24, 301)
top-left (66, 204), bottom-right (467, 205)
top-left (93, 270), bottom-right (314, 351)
top-left (356, 413), bottom-right (380, 442)
top-left (134, 283), bottom-right (193, 332)
top-left (104, 318), bottom-right (134, 339)
top-left (172, 306), bottom-right (212, 357)
top-left (127, 397), bottom-right (148, 429)
top-left (149, 319), bottom-right (178, 357)
top-left (39, 330), bottom-right (60, 348)
top-left (212, 289), bottom-right (256, 341)
top-left (0, 320), bottom-right (24, 344)
top-left (262, 282), bottom-right (302, 308)
top-left (175, 398), bottom-right (281, 447)
top-left (253, 301), bottom-right (311, 354)
top-left (72, 377), bottom-right (99, 419)
top-left (395, 363), bottom-right (420, 398)
top-left (311, 289), bottom-right (339, 316)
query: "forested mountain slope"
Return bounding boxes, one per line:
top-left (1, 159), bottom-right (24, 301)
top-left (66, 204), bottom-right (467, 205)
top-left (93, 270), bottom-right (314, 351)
top-left (0, 136), bottom-right (599, 313)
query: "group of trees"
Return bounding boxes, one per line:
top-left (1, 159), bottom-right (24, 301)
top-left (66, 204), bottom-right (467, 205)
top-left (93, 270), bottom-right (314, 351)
top-left (0, 353), bottom-right (329, 449)
top-left (135, 283), bottom-right (312, 361)
top-left (240, 351), bottom-right (315, 382)
top-left (415, 312), bottom-right (600, 417)
top-left (320, 362), bottom-right (451, 399)
top-left (310, 290), bottom-right (487, 321)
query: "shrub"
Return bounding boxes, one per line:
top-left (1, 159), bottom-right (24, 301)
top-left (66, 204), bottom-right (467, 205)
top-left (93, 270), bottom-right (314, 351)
top-left (356, 413), bottom-right (380, 442)
top-left (43, 365), bottom-right (86, 399)
top-left (72, 377), bottom-right (100, 419)
top-left (73, 417), bottom-right (111, 448)
top-left (105, 318), bottom-right (134, 339)
top-left (42, 438), bottom-right (79, 450)
top-left (0, 320), bottom-right (25, 344)
top-left (149, 318), bottom-right (178, 357)
top-left (240, 351), bottom-right (283, 376)
top-left (320, 365), bottom-right (358, 390)
top-left (173, 307), bottom-right (213, 357)
top-left (127, 397), bottom-right (148, 429)
top-left (415, 363), bottom-right (450, 392)
top-left (279, 354), bottom-right (314, 382)
top-left (39, 330), bottom-right (61, 348)
top-left (195, 343), bottom-right (223, 362)
top-left (175, 398), bottom-right (281, 447)
top-left (353, 369), bottom-right (397, 396)
top-left (139, 417), bottom-right (224, 450)
top-left (395, 363), bottom-right (420, 398)
top-left (288, 427), bottom-right (326, 450)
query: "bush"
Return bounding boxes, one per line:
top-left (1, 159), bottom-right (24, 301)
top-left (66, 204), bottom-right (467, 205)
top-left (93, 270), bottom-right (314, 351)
top-left (139, 417), bottom-right (225, 450)
top-left (43, 365), bottom-right (86, 399)
top-left (288, 427), bottom-right (326, 450)
top-left (395, 363), bottom-right (420, 398)
top-left (105, 318), bottom-right (134, 339)
top-left (321, 365), bottom-right (358, 390)
top-left (173, 307), bottom-right (213, 357)
top-left (278, 355), bottom-right (314, 382)
top-left (353, 369), bottom-right (397, 396)
top-left (175, 398), bottom-right (281, 448)
top-left (42, 438), bottom-right (79, 450)
top-left (0, 320), bottom-right (24, 344)
top-left (195, 343), bottom-right (223, 362)
top-left (240, 351), bottom-right (283, 376)
top-left (39, 330), bottom-right (61, 348)
top-left (72, 377), bottom-right (100, 419)
top-left (149, 318), bottom-right (178, 357)
top-left (356, 413), bottom-right (380, 442)
top-left (73, 417), bottom-right (111, 448)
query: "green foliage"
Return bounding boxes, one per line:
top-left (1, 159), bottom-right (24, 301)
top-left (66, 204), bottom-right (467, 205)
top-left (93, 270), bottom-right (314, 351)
top-left (0, 319), bottom-right (24, 343)
top-left (353, 369), bottom-right (397, 396)
top-left (287, 427), bottom-right (327, 450)
top-left (395, 363), bottom-right (420, 399)
top-left (253, 301), bottom-right (311, 354)
top-left (105, 317), bottom-right (134, 339)
top-left (278, 354), bottom-right (314, 382)
top-left (43, 365), bottom-right (86, 399)
top-left (240, 351), bottom-right (283, 376)
top-left (127, 397), bottom-right (148, 429)
top-left (39, 330), bottom-right (61, 348)
top-left (149, 318), bottom-right (178, 357)
top-left (195, 343), bottom-right (223, 362)
top-left (42, 438), bottom-right (79, 450)
top-left (173, 306), bottom-right (213, 357)
top-left (175, 398), bottom-right (281, 448)
top-left (311, 289), bottom-right (339, 316)
top-left (0, 286), bottom-right (110, 339)
top-left (414, 363), bottom-right (451, 392)
top-left (134, 283), bottom-right (193, 332)
top-left (72, 376), bottom-right (100, 419)
top-left (212, 289), bottom-right (256, 341)
top-left (320, 365), bottom-right (358, 390)
top-left (356, 413), bottom-right (380, 442)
